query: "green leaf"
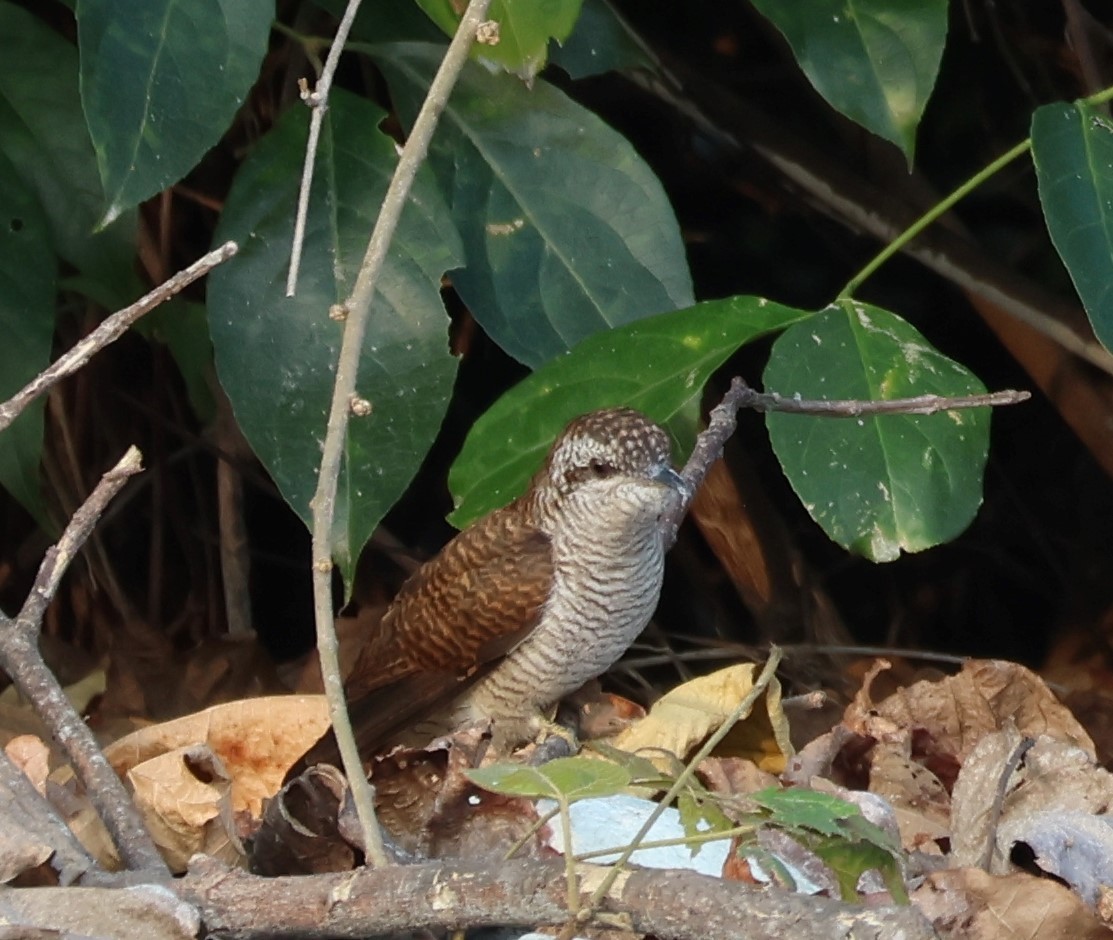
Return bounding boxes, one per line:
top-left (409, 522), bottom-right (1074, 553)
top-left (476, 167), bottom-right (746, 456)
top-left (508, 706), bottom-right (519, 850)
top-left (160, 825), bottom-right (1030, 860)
top-left (310, 0), bottom-right (443, 44)
top-left (0, 2), bottom-right (136, 303)
top-left (135, 300), bottom-right (217, 424)
top-left (550, 0), bottom-right (655, 80)
top-left (414, 0), bottom-right (583, 80)
top-left (207, 90), bottom-right (462, 589)
top-left (677, 790), bottom-right (735, 857)
top-left (78, 0), bottom-right (273, 226)
top-left (1032, 101), bottom-right (1113, 354)
top-left (805, 830), bottom-right (906, 902)
top-left (448, 296), bottom-right (809, 527)
top-left (467, 757), bottom-right (630, 801)
top-left (0, 157), bottom-right (57, 521)
top-left (764, 301), bottom-right (989, 562)
top-left (372, 42), bottom-right (693, 368)
top-left (748, 0), bottom-right (946, 163)
top-left (749, 787), bottom-right (865, 838)
top-left (587, 742), bottom-right (673, 786)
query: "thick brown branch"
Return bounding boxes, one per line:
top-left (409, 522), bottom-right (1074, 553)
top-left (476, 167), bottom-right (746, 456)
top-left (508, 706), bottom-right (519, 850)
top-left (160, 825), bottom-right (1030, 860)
top-left (180, 855), bottom-right (934, 940)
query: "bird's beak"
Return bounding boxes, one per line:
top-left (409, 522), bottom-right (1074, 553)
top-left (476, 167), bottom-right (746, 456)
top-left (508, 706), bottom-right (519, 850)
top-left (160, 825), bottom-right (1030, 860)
top-left (651, 464), bottom-right (692, 500)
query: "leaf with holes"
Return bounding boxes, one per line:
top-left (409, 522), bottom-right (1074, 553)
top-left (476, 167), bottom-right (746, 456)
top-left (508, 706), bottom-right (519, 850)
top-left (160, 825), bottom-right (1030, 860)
top-left (764, 301), bottom-right (989, 562)
top-left (207, 90), bottom-right (462, 591)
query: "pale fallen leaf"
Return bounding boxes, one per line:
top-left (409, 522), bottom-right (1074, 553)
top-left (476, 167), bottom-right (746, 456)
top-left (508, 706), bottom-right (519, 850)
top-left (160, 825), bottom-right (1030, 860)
top-left (5, 735), bottom-right (50, 793)
top-left (610, 665), bottom-right (791, 773)
top-left (867, 738), bottom-right (950, 853)
top-left (0, 815), bottom-right (53, 883)
top-left (103, 694), bottom-right (330, 817)
top-left (999, 811), bottom-right (1113, 910)
top-left (913, 868), bottom-right (1109, 939)
top-left (128, 745), bottom-right (244, 872)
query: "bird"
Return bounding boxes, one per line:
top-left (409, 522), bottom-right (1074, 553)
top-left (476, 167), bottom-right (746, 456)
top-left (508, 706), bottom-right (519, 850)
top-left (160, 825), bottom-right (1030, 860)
top-left (302, 407), bottom-right (688, 769)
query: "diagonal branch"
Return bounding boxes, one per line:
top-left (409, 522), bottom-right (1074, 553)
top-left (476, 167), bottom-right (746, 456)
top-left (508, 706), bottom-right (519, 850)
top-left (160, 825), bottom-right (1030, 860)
top-left (0, 447), bottom-right (167, 875)
top-left (660, 377), bottom-right (1029, 549)
top-left (0, 241), bottom-right (238, 434)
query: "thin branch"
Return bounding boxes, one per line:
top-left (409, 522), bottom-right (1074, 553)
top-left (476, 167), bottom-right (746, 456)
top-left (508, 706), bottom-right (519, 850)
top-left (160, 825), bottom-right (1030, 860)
top-left (660, 377), bottom-right (1029, 548)
top-left (285, 0), bottom-right (365, 297)
top-left (741, 385), bottom-right (1030, 416)
top-left (0, 447), bottom-right (167, 875)
top-left (583, 648), bottom-right (784, 915)
top-left (0, 241), bottom-right (238, 434)
top-left (980, 734), bottom-right (1034, 872)
top-left (308, 0), bottom-right (493, 866)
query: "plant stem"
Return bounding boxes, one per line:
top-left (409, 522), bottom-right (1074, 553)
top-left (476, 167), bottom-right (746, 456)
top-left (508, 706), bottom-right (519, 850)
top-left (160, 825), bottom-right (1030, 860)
top-left (840, 82), bottom-right (1113, 298)
top-left (308, 0), bottom-right (492, 867)
top-left (839, 139), bottom-right (1030, 299)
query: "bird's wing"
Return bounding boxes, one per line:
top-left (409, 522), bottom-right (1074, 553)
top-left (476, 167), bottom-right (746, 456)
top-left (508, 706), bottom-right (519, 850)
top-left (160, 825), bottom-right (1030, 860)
top-left (295, 504), bottom-right (552, 771)
top-left (343, 500), bottom-right (553, 705)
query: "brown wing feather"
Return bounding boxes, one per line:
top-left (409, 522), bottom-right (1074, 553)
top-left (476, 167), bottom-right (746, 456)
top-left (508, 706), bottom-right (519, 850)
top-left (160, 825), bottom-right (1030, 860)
top-left (294, 503), bottom-right (552, 773)
top-left (343, 499), bottom-right (553, 707)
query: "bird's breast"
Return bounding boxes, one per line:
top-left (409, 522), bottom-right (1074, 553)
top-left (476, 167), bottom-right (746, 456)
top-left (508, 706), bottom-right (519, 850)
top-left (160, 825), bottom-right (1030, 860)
top-left (463, 484), bottom-right (669, 722)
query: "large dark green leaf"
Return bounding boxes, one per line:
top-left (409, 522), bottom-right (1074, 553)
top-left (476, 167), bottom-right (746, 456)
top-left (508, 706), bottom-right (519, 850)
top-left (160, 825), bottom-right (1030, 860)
top-left (78, 0), bottom-right (273, 225)
top-left (415, 0), bottom-right (583, 80)
top-left (550, 0), bottom-right (655, 80)
top-left (764, 301), bottom-right (989, 562)
top-left (208, 90), bottom-right (462, 588)
top-left (449, 296), bottom-right (808, 527)
top-left (748, 0), bottom-right (946, 162)
top-left (1032, 101), bottom-right (1113, 354)
top-left (0, 2), bottom-right (135, 303)
top-left (0, 156), bottom-right (57, 521)
top-left (373, 42), bottom-right (693, 368)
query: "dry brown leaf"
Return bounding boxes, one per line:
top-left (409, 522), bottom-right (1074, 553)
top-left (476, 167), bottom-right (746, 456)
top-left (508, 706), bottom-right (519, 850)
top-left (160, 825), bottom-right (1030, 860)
top-left (103, 694), bottom-right (329, 818)
top-left (252, 764), bottom-right (357, 875)
top-left (913, 867), bottom-right (1110, 939)
top-left (953, 726), bottom-right (1113, 875)
top-left (846, 659), bottom-right (1093, 765)
top-left (128, 745), bottom-right (244, 872)
top-left (609, 664), bottom-right (791, 773)
top-left (0, 814), bottom-right (53, 884)
top-left (5, 735), bottom-right (50, 793)
top-left (867, 738), bottom-right (951, 853)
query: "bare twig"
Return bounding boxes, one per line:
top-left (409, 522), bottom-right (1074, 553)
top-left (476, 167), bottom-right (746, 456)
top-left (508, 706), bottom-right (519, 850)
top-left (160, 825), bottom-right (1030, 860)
top-left (660, 377), bottom-right (1029, 548)
top-left (739, 385), bottom-right (1030, 417)
top-left (285, 0), bottom-right (365, 296)
top-left (581, 648), bottom-right (784, 918)
top-left (0, 241), bottom-right (238, 434)
top-left (0, 447), bottom-right (167, 875)
top-left (308, 0), bottom-right (493, 866)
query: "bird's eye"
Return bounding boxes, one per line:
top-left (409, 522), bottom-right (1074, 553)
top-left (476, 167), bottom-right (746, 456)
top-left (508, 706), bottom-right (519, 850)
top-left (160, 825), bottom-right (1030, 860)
top-left (589, 458), bottom-right (617, 478)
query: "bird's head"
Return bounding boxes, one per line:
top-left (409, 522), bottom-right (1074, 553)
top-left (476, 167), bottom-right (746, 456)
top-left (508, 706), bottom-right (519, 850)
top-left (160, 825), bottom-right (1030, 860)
top-left (532, 409), bottom-right (689, 524)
